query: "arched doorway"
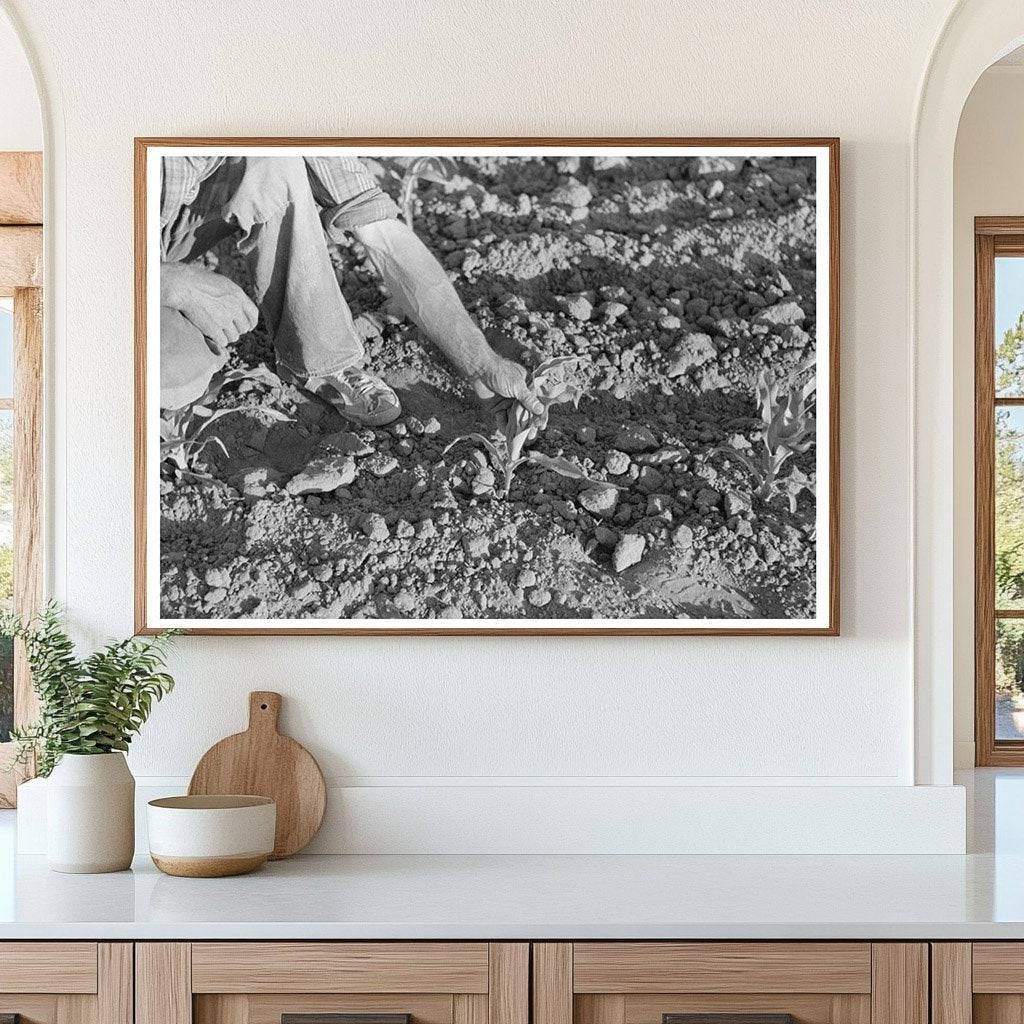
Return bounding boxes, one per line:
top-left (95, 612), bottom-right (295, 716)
top-left (914, 0), bottom-right (1024, 785)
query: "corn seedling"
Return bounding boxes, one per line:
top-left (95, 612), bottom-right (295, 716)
top-left (397, 156), bottom-right (455, 229)
top-left (160, 366), bottom-right (288, 484)
top-left (716, 357), bottom-right (816, 513)
top-left (445, 356), bottom-right (621, 500)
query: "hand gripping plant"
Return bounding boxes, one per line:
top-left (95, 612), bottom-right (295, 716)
top-left (719, 356), bottom-right (816, 513)
top-left (445, 357), bottom-right (618, 500)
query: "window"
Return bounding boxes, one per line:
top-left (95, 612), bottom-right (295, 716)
top-left (0, 150), bottom-right (43, 805)
top-left (0, 299), bottom-right (12, 744)
top-left (975, 219), bottom-right (1024, 764)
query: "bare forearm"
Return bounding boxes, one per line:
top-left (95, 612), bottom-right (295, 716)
top-left (353, 218), bottom-right (493, 378)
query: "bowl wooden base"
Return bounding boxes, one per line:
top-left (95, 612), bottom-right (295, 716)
top-left (151, 853), bottom-right (267, 878)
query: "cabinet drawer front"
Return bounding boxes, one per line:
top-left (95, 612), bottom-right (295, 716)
top-left (573, 944), bottom-right (872, 994)
top-left (0, 943), bottom-right (97, 993)
top-left (196, 993), bottom-right (457, 1024)
top-left (973, 944), bottom-right (1024, 992)
top-left (192, 943), bottom-right (491, 994)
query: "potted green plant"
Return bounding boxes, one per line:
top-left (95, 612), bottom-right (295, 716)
top-left (2, 604), bottom-right (177, 873)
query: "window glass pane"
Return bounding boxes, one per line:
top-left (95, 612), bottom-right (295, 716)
top-left (998, 619), bottom-right (1024, 740)
top-left (997, 407), bottom-right (1024, 609)
top-left (996, 257), bottom-right (1024, 396)
top-left (0, 409), bottom-right (12, 742)
top-left (0, 301), bottom-right (12, 399)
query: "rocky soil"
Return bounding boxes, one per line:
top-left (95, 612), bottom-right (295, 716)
top-left (159, 153), bottom-right (819, 622)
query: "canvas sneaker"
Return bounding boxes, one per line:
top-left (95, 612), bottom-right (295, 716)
top-left (283, 365), bottom-right (402, 427)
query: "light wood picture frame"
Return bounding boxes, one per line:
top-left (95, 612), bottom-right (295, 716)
top-left (135, 137), bottom-right (840, 636)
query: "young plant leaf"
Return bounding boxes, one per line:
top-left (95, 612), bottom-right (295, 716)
top-left (526, 452), bottom-right (625, 488)
top-left (443, 433), bottom-right (504, 470)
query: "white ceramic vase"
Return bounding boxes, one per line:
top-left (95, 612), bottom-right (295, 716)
top-left (46, 752), bottom-right (135, 873)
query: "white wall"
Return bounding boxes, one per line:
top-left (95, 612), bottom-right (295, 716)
top-left (953, 65), bottom-right (1024, 768)
top-left (0, 9), bottom-right (40, 151)
top-left (1, 0), bottom-right (973, 851)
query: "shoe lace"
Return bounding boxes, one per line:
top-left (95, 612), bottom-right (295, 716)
top-left (341, 368), bottom-right (382, 400)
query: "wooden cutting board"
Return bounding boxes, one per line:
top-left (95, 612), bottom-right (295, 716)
top-left (188, 691), bottom-right (326, 859)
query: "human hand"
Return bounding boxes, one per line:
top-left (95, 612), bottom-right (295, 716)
top-left (160, 262), bottom-right (259, 355)
top-left (472, 354), bottom-right (543, 416)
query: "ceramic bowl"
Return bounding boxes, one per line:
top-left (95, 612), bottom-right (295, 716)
top-left (147, 795), bottom-right (276, 877)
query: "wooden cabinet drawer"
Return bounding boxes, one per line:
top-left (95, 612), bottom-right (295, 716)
top-left (0, 942), bottom-right (130, 1024)
top-left (191, 943), bottom-right (490, 993)
top-left (535, 943), bottom-right (927, 1024)
top-left (0, 942), bottom-right (98, 993)
top-left (138, 942), bottom-right (528, 1024)
top-left (572, 943), bottom-right (872, 994)
top-left (933, 943), bottom-right (1024, 1024)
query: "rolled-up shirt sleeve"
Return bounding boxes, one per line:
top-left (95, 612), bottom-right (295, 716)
top-left (304, 156), bottom-right (398, 238)
top-left (161, 156), bottom-right (223, 228)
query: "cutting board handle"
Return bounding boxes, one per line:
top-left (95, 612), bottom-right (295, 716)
top-left (248, 691), bottom-right (282, 734)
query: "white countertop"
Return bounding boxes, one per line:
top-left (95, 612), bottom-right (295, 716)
top-left (0, 849), bottom-right (1022, 940)
top-left (1, 769), bottom-right (1021, 941)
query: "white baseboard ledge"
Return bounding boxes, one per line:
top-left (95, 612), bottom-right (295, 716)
top-left (17, 778), bottom-right (966, 856)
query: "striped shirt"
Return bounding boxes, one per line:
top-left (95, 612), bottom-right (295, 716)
top-left (160, 154), bottom-right (397, 237)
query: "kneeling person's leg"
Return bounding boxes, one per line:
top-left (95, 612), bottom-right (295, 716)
top-left (222, 156), bottom-right (399, 426)
top-left (223, 156), bottom-right (363, 377)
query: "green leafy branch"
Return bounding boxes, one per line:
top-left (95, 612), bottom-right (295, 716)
top-left (0, 603), bottom-right (178, 777)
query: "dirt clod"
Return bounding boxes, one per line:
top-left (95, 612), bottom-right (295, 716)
top-left (612, 532), bottom-right (647, 573)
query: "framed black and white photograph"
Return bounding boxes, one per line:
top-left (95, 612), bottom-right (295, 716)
top-left (135, 137), bottom-right (839, 635)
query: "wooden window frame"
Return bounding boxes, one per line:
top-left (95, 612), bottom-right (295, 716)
top-left (0, 151), bottom-right (43, 806)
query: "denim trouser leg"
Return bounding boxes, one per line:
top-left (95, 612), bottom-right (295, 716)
top-left (222, 156), bottom-right (364, 377)
top-left (160, 156), bottom-right (364, 409)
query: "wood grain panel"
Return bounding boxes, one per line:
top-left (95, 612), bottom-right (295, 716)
top-left (192, 943), bottom-right (489, 994)
top-left (978, 217), bottom-right (1024, 236)
top-left (576, 996), bottom-right (626, 1024)
top-left (136, 943), bottom-right (192, 1024)
top-left (831, 995), bottom-right (871, 1024)
top-left (194, 995), bottom-right (249, 1024)
top-left (237, 994), bottom-right (453, 1024)
top-left (623, 994), bottom-right (836, 1024)
top-left (14, 286), bottom-right (42, 719)
top-left (972, 944), bottom-right (1024, 992)
top-left (975, 995), bottom-right (1024, 1024)
top-left (0, 283), bottom-right (42, 806)
top-left (0, 943), bottom-right (97, 993)
top-left (534, 944), bottom-right (573, 1024)
top-left (870, 945), bottom-right (927, 1024)
top-left (489, 943), bottom-right (528, 1024)
top-left (97, 945), bottom-right (133, 1024)
top-left (0, 226), bottom-right (41, 293)
top-left (55, 995), bottom-right (95, 1024)
top-left (0, 994), bottom-right (60, 1023)
top-left (573, 944), bottom-right (872, 994)
top-left (931, 944), bottom-right (971, 1024)
top-left (0, 152), bottom-right (42, 225)
top-left (454, 995), bottom-right (487, 1024)
top-left (976, 229), bottom-right (999, 765)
